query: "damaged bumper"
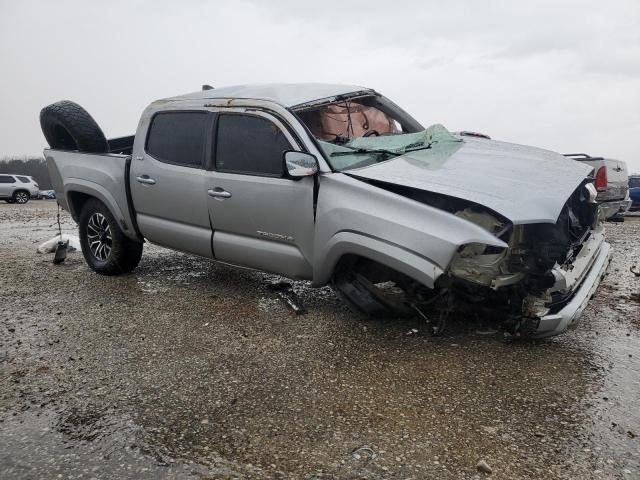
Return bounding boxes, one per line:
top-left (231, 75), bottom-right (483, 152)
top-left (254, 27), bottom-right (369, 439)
top-left (535, 238), bottom-right (611, 338)
top-left (599, 198), bottom-right (632, 220)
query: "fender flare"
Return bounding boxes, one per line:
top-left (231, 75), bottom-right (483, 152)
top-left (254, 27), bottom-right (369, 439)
top-left (312, 231), bottom-right (444, 288)
top-left (63, 179), bottom-right (139, 241)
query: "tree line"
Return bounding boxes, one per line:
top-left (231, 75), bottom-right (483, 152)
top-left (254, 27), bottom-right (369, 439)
top-left (0, 157), bottom-right (52, 189)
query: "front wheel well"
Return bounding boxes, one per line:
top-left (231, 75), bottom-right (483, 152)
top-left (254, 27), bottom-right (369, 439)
top-left (333, 254), bottom-right (403, 284)
top-left (331, 254), bottom-right (439, 318)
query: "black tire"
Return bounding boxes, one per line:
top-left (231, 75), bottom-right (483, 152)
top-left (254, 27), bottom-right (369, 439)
top-left (13, 190), bottom-right (30, 204)
top-left (40, 100), bottom-right (108, 153)
top-left (79, 198), bottom-right (143, 275)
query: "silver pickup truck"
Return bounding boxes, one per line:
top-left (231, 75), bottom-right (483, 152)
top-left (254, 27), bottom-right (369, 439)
top-left (42, 83), bottom-right (611, 338)
top-left (564, 153), bottom-right (631, 221)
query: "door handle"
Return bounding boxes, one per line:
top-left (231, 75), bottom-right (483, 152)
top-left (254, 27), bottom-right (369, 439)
top-left (136, 176), bottom-right (156, 185)
top-left (207, 188), bottom-right (232, 199)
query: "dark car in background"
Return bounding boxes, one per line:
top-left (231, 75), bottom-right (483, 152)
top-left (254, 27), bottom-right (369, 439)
top-left (629, 176), bottom-right (640, 211)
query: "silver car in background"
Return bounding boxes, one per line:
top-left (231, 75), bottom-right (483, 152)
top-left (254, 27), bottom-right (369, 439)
top-left (564, 153), bottom-right (631, 221)
top-left (0, 174), bottom-right (39, 204)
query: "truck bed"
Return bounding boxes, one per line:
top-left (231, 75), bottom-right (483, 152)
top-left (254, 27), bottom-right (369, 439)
top-left (44, 149), bottom-right (139, 241)
top-left (565, 153), bottom-right (629, 201)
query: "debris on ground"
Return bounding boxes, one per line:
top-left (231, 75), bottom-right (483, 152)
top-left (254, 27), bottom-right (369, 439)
top-left (477, 459), bottom-right (493, 474)
top-left (476, 329), bottom-right (498, 336)
top-left (37, 234), bottom-right (80, 254)
top-left (53, 239), bottom-right (68, 264)
top-left (267, 280), bottom-right (306, 315)
top-left (351, 446), bottom-right (378, 461)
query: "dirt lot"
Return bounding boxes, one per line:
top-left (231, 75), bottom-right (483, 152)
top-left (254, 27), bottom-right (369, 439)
top-left (1, 200), bottom-right (639, 479)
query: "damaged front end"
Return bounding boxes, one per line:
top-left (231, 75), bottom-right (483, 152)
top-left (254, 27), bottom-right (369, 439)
top-left (439, 180), bottom-right (606, 337)
top-left (297, 91), bottom-right (610, 338)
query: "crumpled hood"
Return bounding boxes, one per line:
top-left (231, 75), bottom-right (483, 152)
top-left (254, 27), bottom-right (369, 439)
top-left (347, 137), bottom-right (593, 224)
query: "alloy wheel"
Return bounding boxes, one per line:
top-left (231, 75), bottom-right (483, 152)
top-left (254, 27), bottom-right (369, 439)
top-left (15, 192), bottom-right (29, 204)
top-left (87, 212), bottom-right (112, 261)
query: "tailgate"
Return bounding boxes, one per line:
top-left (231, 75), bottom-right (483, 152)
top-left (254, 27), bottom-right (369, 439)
top-left (602, 158), bottom-right (628, 201)
top-left (564, 154), bottom-right (628, 201)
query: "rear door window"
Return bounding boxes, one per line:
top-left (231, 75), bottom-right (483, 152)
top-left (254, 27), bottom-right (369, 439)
top-left (0, 175), bottom-right (15, 184)
top-left (16, 176), bottom-right (30, 183)
top-left (146, 111), bottom-right (209, 167)
top-left (215, 114), bottom-right (292, 176)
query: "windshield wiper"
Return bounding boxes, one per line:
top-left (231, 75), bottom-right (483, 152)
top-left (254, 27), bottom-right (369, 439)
top-left (330, 143), bottom-right (431, 157)
top-left (330, 148), bottom-right (389, 157)
top-left (405, 144), bottom-right (432, 153)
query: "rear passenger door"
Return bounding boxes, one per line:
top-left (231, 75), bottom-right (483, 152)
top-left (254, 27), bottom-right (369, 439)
top-left (205, 111), bottom-right (315, 279)
top-left (130, 110), bottom-right (214, 258)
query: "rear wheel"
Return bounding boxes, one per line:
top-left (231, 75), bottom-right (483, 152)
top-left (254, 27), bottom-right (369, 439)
top-left (13, 191), bottom-right (30, 204)
top-left (79, 198), bottom-right (143, 275)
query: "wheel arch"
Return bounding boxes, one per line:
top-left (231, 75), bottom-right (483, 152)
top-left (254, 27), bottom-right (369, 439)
top-left (312, 231), bottom-right (444, 288)
top-left (13, 188), bottom-right (31, 196)
top-left (65, 183), bottom-right (140, 242)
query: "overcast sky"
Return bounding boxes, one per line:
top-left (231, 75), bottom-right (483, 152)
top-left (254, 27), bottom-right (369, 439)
top-left (1, 0), bottom-right (639, 172)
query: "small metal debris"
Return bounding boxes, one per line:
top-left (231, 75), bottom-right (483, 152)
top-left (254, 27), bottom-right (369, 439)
top-left (53, 240), bottom-right (68, 265)
top-left (477, 459), bottom-right (493, 474)
top-left (630, 266), bottom-right (640, 277)
top-left (351, 446), bottom-right (377, 461)
top-left (475, 329), bottom-right (498, 336)
top-left (268, 281), bottom-right (306, 315)
top-left (278, 290), bottom-right (306, 315)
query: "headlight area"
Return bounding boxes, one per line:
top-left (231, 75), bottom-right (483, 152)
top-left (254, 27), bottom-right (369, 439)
top-left (445, 208), bottom-right (523, 288)
top-left (448, 242), bottom-right (524, 288)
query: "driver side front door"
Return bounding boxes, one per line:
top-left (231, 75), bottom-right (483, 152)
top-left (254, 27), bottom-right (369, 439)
top-left (206, 111), bottom-right (315, 280)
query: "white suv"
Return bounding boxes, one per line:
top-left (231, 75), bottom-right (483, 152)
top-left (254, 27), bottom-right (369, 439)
top-left (0, 174), bottom-right (40, 204)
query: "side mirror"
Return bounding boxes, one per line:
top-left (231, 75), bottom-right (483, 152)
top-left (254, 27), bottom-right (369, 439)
top-left (284, 151), bottom-right (318, 178)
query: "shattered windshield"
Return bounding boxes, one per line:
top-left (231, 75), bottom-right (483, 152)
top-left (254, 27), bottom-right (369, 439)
top-left (294, 94), bottom-right (461, 171)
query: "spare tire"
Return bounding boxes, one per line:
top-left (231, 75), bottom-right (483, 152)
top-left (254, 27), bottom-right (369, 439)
top-left (40, 100), bottom-right (108, 153)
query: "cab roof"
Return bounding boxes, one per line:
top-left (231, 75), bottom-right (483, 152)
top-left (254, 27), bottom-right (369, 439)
top-left (166, 83), bottom-right (373, 108)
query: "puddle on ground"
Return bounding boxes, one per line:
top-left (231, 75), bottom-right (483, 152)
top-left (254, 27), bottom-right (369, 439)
top-left (0, 407), bottom-right (218, 479)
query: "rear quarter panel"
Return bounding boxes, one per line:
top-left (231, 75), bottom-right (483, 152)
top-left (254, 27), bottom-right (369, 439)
top-left (44, 149), bottom-right (138, 240)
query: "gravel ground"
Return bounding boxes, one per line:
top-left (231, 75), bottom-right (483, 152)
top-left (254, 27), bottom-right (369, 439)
top-left (1, 200), bottom-right (639, 479)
